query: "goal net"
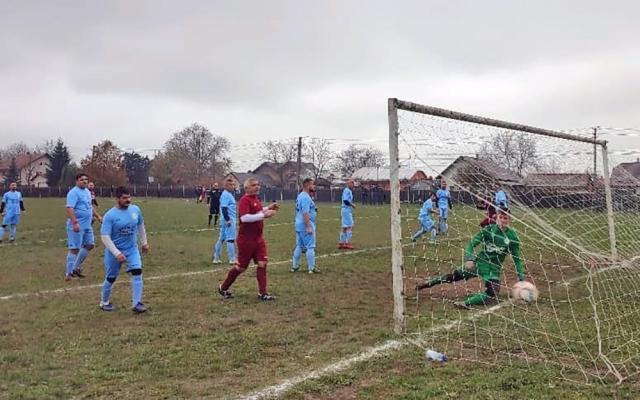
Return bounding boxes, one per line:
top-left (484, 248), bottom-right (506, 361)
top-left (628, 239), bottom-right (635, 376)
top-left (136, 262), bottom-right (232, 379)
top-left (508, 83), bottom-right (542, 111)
top-left (388, 98), bottom-right (640, 384)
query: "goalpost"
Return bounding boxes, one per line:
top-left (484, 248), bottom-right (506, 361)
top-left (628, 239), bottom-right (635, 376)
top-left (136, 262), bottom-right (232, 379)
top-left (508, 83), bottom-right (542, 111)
top-left (387, 98), bottom-right (640, 384)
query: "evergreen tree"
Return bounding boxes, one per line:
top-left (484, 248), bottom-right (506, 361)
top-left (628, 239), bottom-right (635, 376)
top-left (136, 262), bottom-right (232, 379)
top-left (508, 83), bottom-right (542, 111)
top-left (6, 158), bottom-right (20, 184)
top-left (46, 138), bottom-right (71, 186)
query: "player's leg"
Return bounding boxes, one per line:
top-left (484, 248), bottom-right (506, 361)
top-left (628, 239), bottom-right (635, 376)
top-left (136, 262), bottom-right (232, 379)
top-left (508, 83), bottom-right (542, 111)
top-left (213, 226), bottom-right (225, 263)
top-left (417, 263), bottom-right (477, 290)
top-left (214, 211), bottom-right (219, 227)
top-left (125, 248), bottom-right (145, 312)
top-left (72, 228), bottom-right (95, 277)
top-left (225, 224), bottom-right (236, 263)
top-left (100, 252), bottom-right (121, 311)
top-left (339, 209), bottom-right (347, 248)
top-left (65, 226), bottom-right (81, 280)
top-left (305, 231), bottom-right (317, 273)
top-left (8, 214), bottom-right (19, 241)
top-left (0, 224), bottom-right (5, 241)
top-left (255, 239), bottom-right (274, 300)
top-left (344, 211), bottom-right (354, 248)
top-left (292, 232), bottom-right (303, 272)
top-left (219, 240), bottom-right (249, 297)
top-left (208, 213), bottom-right (213, 226)
top-left (411, 219), bottom-right (427, 242)
top-left (458, 279), bottom-right (501, 308)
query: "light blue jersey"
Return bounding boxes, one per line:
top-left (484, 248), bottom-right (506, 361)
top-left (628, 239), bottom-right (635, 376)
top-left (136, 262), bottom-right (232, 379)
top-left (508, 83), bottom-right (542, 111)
top-left (2, 191), bottom-right (22, 216)
top-left (436, 189), bottom-right (450, 209)
top-left (66, 186), bottom-right (93, 229)
top-left (495, 190), bottom-right (508, 208)
top-left (341, 187), bottom-right (353, 210)
top-left (219, 190), bottom-right (237, 226)
top-left (418, 199), bottom-right (434, 222)
top-left (100, 205), bottom-right (144, 251)
top-left (295, 191), bottom-right (316, 232)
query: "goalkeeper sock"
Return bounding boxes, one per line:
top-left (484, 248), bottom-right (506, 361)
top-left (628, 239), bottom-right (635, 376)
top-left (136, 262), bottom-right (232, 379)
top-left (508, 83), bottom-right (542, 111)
top-left (463, 292), bottom-right (492, 306)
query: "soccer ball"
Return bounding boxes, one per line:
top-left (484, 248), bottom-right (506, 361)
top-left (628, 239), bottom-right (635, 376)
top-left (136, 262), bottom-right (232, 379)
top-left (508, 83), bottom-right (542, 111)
top-left (511, 281), bottom-right (539, 303)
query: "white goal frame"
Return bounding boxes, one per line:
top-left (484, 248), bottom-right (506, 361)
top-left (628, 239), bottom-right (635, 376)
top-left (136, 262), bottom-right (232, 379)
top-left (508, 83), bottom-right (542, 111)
top-left (387, 98), bottom-right (618, 334)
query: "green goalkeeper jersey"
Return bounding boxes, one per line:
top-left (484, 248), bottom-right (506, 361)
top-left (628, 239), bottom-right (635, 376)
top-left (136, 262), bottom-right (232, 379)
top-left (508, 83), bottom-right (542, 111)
top-left (464, 224), bottom-right (525, 281)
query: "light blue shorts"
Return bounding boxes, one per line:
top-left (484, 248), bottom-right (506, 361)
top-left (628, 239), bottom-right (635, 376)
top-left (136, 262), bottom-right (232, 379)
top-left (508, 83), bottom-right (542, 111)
top-left (219, 222), bottom-right (237, 241)
top-left (439, 207), bottom-right (449, 220)
top-left (104, 246), bottom-right (142, 278)
top-left (67, 226), bottom-right (95, 249)
top-left (2, 213), bottom-right (20, 226)
top-left (341, 208), bottom-right (353, 228)
top-left (295, 230), bottom-right (316, 250)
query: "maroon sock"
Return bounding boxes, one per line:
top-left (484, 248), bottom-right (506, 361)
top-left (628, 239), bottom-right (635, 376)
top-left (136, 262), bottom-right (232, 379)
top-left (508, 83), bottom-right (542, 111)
top-left (256, 267), bottom-right (268, 295)
top-left (221, 267), bottom-right (242, 290)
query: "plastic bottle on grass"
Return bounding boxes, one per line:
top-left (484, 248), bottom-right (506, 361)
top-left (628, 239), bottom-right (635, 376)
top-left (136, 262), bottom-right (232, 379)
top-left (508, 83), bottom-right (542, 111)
top-left (425, 349), bottom-right (448, 362)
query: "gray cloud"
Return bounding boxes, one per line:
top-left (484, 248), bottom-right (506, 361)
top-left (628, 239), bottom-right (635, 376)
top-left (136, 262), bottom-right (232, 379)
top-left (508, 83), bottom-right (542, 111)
top-left (1, 0), bottom-right (639, 168)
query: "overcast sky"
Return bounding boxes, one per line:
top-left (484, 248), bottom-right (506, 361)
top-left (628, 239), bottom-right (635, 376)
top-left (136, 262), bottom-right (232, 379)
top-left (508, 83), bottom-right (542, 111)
top-left (1, 1), bottom-right (639, 171)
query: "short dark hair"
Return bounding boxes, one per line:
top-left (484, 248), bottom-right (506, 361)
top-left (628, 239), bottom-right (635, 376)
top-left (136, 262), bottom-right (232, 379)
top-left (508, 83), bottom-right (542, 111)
top-left (115, 186), bottom-right (130, 198)
top-left (303, 178), bottom-right (314, 185)
top-left (497, 207), bottom-right (510, 215)
top-left (75, 173), bottom-right (88, 181)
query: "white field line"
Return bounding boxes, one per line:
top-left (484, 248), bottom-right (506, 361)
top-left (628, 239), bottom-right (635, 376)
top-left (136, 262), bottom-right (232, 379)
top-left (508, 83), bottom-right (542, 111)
top-left (233, 259), bottom-right (630, 400)
top-left (0, 244), bottom-right (395, 301)
top-left (232, 305), bottom-right (503, 400)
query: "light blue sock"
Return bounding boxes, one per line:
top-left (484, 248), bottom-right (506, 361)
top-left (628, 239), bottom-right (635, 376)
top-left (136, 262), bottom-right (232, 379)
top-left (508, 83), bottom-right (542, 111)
top-left (412, 227), bottom-right (424, 241)
top-left (306, 248), bottom-right (315, 270)
top-left (9, 225), bottom-right (17, 239)
top-left (101, 280), bottom-right (113, 303)
top-left (430, 228), bottom-right (437, 241)
top-left (346, 231), bottom-right (353, 243)
top-left (72, 248), bottom-right (90, 271)
top-left (213, 239), bottom-right (222, 260)
top-left (66, 252), bottom-right (77, 275)
top-left (131, 275), bottom-right (143, 306)
top-left (0, 226), bottom-right (4, 240)
top-left (339, 232), bottom-right (346, 243)
top-left (292, 245), bottom-right (302, 268)
top-left (226, 242), bottom-right (236, 262)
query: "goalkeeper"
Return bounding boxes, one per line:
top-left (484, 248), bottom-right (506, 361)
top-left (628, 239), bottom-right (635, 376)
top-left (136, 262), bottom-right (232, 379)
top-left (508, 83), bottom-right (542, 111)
top-left (416, 208), bottom-right (526, 309)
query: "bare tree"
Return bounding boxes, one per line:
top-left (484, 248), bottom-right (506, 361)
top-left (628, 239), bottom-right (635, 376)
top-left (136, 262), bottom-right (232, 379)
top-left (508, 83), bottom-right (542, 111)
top-left (303, 138), bottom-right (333, 180)
top-left (260, 139), bottom-right (297, 187)
top-left (333, 144), bottom-right (385, 178)
top-left (161, 123), bottom-right (232, 185)
top-left (479, 132), bottom-right (539, 176)
top-left (0, 142), bottom-right (30, 161)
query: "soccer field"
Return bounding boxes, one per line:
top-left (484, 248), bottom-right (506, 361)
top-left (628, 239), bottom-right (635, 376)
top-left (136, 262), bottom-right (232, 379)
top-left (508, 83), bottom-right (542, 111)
top-left (1, 198), bottom-right (639, 399)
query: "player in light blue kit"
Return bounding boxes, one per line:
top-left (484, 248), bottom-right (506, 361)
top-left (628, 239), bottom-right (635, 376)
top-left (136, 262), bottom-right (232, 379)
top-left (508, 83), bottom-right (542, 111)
top-left (213, 178), bottom-right (237, 265)
top-left (0, 182), bottom-right (25, 243)
top-left (65, 173), bottom-right (102, 281)
top-left (292, 178), bottom-right (319, 273)
top-left (99, 186), bottom-right (149, 313)
top-left (495, 185), bottom-right (508, 209)
top-left (411, 192), bottom-right (437, 243)
top-left (436, 180), bottom-right (452, 235)
top-left (338, 179), bottom-right (356, 250)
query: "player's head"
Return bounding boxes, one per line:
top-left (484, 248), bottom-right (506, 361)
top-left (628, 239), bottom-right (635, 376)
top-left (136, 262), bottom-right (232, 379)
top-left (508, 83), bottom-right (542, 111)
top-left (303, 178), bottom-right (316, 193)
top-left (244, 178), bottom-right (260, 195)
top-left (429, 192), bottom-right (436, 200)
top-left (114, 186), bottom-right (132, 208)
top-left (75, 173), bottom-right (89, 188)
top-left (88, 181), bottom-right (95, 190)
top-left (347, 179), bottom-right (355, 189)
top-left (224, 178), bottom-right (235, 192)
top-left (9, 182), bottom-right (17, 191)
top-left (441, 180), bottom-right (447, 189)
top-left (213, 182), bottom-right (219, 189)
top-left (496, 208), bottom-right (511, 229)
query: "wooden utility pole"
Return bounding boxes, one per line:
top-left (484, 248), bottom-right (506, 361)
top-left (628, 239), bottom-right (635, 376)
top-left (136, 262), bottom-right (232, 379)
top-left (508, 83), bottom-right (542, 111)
top-left (593, 127), bottom-right (598, 176)
top-left (296, 137), bottom-right (303, 191)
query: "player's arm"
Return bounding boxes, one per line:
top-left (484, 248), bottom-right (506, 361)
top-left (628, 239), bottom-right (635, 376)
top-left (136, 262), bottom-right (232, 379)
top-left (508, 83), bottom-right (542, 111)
top-left (92, 205), bottom-right (102, 223)
top-left (463, 230), bottom-right (485, 268)
top-left (510, 235), bottom-right (526, 281)
top-left (100, 217), bottom-right (126, 262)
top-left (0, 201), bottom-right (5, 214)
top-left (138, 214), bottom-right (149, 253)
top-left (66, 207), bottom-right (81, 232)
top-left (448, 195), bottom-right (452, 210)
top-left (221, 206), bottom-right (231, 225)
top-left (20, 200), bottom-right (25, 212)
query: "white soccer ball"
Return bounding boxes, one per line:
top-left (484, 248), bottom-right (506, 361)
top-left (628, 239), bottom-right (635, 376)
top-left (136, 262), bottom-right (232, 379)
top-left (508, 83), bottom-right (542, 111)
top-left (511, 281), bottom-right (539, 303)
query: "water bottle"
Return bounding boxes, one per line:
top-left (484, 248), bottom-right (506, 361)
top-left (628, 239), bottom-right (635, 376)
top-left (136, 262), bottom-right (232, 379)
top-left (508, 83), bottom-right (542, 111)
top-left (425, 349), bottom-right (448, 362)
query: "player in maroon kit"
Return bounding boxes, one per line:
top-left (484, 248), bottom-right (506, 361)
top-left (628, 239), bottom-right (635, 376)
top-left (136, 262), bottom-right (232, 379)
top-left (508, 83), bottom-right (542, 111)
top-left (218, 178), bottom-right (280, 301)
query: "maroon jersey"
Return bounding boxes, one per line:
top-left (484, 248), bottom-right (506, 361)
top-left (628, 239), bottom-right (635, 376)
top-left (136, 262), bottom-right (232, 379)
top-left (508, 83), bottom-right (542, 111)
top-left (238, 194), bottom-right (264, 239)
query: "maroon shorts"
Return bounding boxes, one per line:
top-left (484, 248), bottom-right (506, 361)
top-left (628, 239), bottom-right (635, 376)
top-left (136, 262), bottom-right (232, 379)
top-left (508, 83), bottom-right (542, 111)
top-left (237, 237), bottom-right (268, 269)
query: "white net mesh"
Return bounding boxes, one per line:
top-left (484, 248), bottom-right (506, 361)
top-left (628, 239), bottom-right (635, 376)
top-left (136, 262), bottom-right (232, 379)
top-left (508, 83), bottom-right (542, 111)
top-left (393, 101), bottom-right (640, 384)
